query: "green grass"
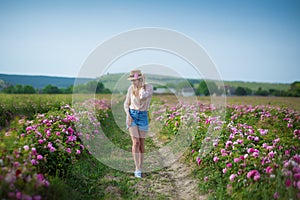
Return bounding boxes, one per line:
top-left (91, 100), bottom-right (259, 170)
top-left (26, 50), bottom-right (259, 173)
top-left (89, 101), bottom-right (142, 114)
top-left (60, 107), bottom-right (160, 199)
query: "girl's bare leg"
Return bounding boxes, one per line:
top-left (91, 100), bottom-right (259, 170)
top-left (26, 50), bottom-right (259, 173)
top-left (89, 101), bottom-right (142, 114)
top-left (138, 130), bottom-right (147, 170)
top-left (129, 126), bottom-right (140, 171)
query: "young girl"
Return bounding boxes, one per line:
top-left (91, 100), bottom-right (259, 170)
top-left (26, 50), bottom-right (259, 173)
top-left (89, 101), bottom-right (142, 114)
top-left (124, 70), bottom-right (153, 178)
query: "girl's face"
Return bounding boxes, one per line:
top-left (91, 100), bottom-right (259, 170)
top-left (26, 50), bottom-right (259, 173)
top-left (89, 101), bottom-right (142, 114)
top-left (131, 79), bottom-right (139, 87)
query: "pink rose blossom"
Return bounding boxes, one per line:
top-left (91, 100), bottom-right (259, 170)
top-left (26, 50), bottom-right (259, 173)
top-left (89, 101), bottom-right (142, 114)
top-left (229, 174), bottom-right (237, 182)
top-left (267, 146), bottom-right (273, 150)
top-left (16, 192), bottom-right (22, 199)
top-left (213, 156), bottom-right (219, 162)
top-left (266, 166), bottom-right (273, 174)
top-left (285, 150), bottom-right (290, 156)
top-left (226, 163), bottom-right (232, 168)
top-left (44, 180), bottom-right (50, 187)
top-left (262, 143), bottom-right (268, 148)
top-left (49, 147), bottom-right (56, 152)
top-left (37, 174), bottom-right (44, 181)
top-left (222, 168), bottom-right (227, 174)
top-left (67, 127), bottom-right (74, 134)
top-left (213, 141), bottom-right (219, 147)
top-left (225, 141), bottom-right (233, 148)
top-left (37, 155), bottom-right (43, 160)
top-left (31, 148), bottom-right (37, 155)
top-left (294, 173), bottom-right (300, 180)
top-left (252, 152), bottom-right (259, 158)
top-left (258, 129), bottom-right (268, 135)
top-left (247, 170), bottom-right (259, 179)
top-left (247, 148), bottom-right (255, 154)
top-left (14, 162), bottom-right (20, 168)
top-left (47, 142), bottom-right (53, 148)
top-left (23, 145), bottom-right (29, 151)
top-left (31, 159), bottom-right (37, 165)
top-left (196, 157), bottom-right (202, 165)
top-left (66, 148), bottom-right (72, 154)
top-left (285, 179), bottom-right (291, 187)
top-left (273, 192), bottom-right (279, 199)
top-left (33, 195), bottom-right (42, 200)
top-left (273, 138), bottom-right (280, 144)
top-left (268, 151), bottom-right (275, 158)
top-left (253, 173), bottom-right (260, 181)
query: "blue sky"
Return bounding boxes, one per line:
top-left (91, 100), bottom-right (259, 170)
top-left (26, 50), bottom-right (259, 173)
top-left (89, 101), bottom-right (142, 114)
top-left (0, 0), bottom-right (299, 83)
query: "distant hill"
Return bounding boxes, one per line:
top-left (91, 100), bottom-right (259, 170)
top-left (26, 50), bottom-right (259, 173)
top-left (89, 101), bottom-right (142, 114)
top-left (99, 73), bottom-right (291, 92)
top-left (0, 73), bottom-right (292, 92)
top-left (0, 74), bottom-right (94, 89)
top-left (220, 81), bottom-right (290, 92)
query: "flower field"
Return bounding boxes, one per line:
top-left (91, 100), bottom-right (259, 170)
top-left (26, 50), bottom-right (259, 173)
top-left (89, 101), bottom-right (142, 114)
top-left (153, 98), bottom-right (300, 199)
top-left (0, 94), bottom-right (299, 199)
top-left (0, 95), bottom-right (114, 199)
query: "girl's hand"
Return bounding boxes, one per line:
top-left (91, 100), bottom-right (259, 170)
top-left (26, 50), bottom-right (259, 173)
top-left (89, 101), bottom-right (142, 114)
top-left (126, 114), bottom-right (133, 127)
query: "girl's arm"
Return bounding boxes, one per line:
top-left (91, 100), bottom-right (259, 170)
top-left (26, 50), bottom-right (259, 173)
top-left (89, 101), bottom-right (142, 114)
top-left (139, 84), bottom-right (153, 100)
top-left (124, 86), bottom-right (132, 114)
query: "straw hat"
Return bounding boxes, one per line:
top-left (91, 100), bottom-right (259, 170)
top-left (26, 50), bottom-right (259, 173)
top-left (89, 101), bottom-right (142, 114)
top-left (128, 70), bottom-right (143, 80)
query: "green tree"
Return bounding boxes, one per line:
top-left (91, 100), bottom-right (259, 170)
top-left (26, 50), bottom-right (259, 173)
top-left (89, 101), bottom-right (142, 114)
top-left (197, 80), bottom-right (219, 96)
top-left (62, 85), bottom-right (73, 94)
top-left (73, 80), bottom-right (111, 94)
top-left (23, 85), bottom-right (36, 94)
top-left (15, 84), bottom-right (24, 93)
top-left (235, 86), bottom-right (252, 96)
top-left (254, 87), bottom-right (269, 96)
top-left (235, 86), bottom-right (247, 96)
top-left (96, 81), bottom-right (105, 93)
top-left (2, 85), bottom-right (14, 93)
top-left (289, 81), bottom-right (300, 97)
top-left (42, 85), bottom-right (61, 94)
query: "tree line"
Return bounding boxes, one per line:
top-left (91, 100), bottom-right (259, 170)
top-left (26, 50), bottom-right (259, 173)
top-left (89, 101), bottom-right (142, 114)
top-left (164, 80), bottom-right (300, 97)
top-left (0, 80), bottom-right (111, 94)
top-left (1, 79), bottom-right (299, 97)
top-left (198, 81), bottom-right (300, 97)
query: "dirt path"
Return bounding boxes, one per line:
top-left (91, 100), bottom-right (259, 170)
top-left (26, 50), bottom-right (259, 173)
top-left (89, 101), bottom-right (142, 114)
top-left (132, 129), bottom-right (208, 200)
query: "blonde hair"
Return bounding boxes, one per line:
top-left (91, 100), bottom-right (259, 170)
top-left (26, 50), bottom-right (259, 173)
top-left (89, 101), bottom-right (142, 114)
top-left (132, 76), bottom-right (146, 97)
top-left (132, 79), bottom-right (142, 96)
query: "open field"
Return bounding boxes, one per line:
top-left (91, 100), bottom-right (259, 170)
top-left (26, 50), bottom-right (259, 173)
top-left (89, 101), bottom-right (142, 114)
top-left (152, 95), bottom-right (300, 112)
top-left (1, 94), bottom-right (299, 199)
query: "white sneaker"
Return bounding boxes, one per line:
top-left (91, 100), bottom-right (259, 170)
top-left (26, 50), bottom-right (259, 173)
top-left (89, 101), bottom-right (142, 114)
top-left (134, 170), bottom-right (142, 178)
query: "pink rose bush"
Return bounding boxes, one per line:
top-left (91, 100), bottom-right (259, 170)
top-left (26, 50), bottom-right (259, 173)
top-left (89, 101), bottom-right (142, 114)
top-left (154, 103), bottom-right (300, 199)
top-left (0, 99), bottom-right (110, 199)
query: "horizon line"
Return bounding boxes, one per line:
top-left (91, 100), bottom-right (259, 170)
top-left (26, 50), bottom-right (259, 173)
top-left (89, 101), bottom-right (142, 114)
top-left (0, 72), bottom-right (296, 84)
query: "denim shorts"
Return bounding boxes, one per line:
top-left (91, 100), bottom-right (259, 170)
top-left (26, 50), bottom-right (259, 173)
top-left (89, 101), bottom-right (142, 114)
top-left (128, 109), bottom-right (149, 131)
